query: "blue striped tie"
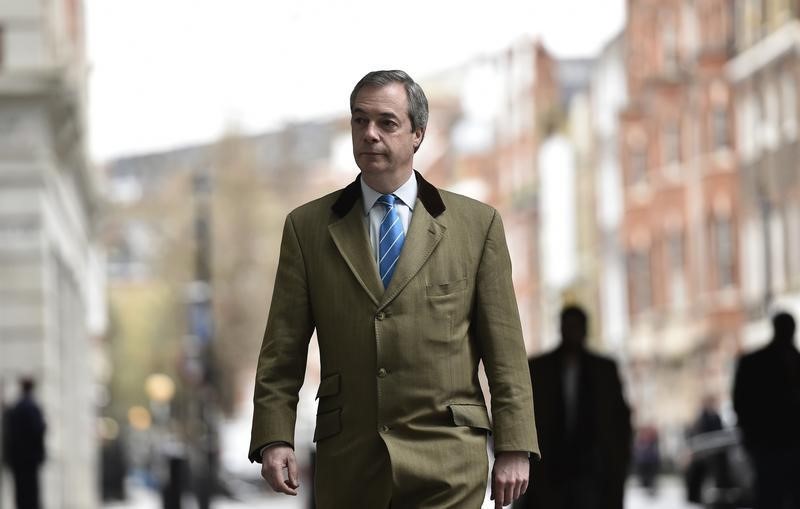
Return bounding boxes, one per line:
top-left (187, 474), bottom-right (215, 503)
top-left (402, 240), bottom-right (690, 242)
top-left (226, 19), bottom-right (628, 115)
top-left (377, 194), bottom-right (405, 288)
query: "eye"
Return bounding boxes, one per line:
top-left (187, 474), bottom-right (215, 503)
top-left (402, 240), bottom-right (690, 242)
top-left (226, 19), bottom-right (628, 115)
top-left (382, 119), bottom-right (399, 129)
top-left (352, 116), bottom-right (367, 125)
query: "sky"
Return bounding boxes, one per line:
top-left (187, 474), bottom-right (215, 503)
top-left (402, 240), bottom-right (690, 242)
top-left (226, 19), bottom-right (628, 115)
top-left (86, 0), bottom-right (625, 162)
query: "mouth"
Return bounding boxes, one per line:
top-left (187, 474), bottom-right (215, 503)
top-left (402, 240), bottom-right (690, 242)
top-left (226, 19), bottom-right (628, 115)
top-left (360, 152), bottom-right (384, 156)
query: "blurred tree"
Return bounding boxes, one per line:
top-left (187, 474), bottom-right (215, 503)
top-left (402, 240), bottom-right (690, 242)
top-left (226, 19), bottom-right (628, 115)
top-left (208, 132), bottom-right (285, 416)
top-left (103, 164), bottom-right (195, 422)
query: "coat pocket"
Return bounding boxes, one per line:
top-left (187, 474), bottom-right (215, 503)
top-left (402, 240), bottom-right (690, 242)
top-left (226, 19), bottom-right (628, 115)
top-left (447, 403), bottom-right (492, 434)
top-left (313, 408), bottom-right (342, 442)
top-left (316, 373), bottom-right (340, 399)
top-left (426, 277), bottom-right (467, 297)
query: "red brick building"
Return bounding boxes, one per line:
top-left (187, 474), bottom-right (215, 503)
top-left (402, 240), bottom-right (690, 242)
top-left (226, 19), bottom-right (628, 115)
top-left (619, 0), bottom-right (744, 432)
top-left (423, 40), bottom-right (559, 353)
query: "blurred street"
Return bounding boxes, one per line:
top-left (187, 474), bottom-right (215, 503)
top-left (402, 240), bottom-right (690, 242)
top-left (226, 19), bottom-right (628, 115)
top-left (102, 475), bottom-right (697, 509)
top-left (624, 476), bottom-right (697, 509)
top-left (3, 0), bottom-right (800, 507)
top-left (102, 481), bottom-right (310, 509)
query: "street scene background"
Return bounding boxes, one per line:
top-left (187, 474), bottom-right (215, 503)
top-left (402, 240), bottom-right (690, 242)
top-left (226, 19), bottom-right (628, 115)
top-left (1, 0), bottom-right (799, 507)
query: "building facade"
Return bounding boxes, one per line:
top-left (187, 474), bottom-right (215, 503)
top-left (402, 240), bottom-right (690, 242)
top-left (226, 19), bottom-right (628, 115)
top-left (423, 40), bottom-right (558, 353)
top-left (0, 0), bottom-right (100, 507)
top-left (590, 33), bottom-right (630, 357)
top-left (619, 0), bottom-right (744, 442)
top-left (728, 0), bottom-right (800, 342)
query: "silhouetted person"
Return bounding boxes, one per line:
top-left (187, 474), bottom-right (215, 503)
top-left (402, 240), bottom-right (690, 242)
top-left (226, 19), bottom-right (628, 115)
top-left (517, 305), bottom-right (632, 509)
top-left (633, 425), bottom-right (659, 494)
top-left (685, 396), bottom-right (727, 504)
top-left (3, 378), bottom-right (46, 509)
top-left (733, 311), bottom-right (800, 509)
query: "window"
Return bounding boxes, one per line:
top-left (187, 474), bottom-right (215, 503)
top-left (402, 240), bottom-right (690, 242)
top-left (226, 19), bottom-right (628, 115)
top-left (628, 249), bottom-right (653, 315)
top-left (667, 232), bottom-right (687, 309)
top-left (630, 147), bottom-right (648, 185)
top-left (764, 81), bottom-right (781, 149)
top-left (712, 107), bottom-right (729, 150)
top-left (663, 122), bottom-right (681, 165)
top-left (662, 16), bottom-right (678, 73)
top-left (781, 70), bottom-right (797, 140)
top-left (713, 215), bottom-right (736, 289)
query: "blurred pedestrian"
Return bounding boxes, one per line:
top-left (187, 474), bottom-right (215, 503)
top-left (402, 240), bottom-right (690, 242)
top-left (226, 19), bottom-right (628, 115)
top-left (249, 70), bottom-right (539, 508)
top-left (2, 377), bottom-right (46, 509)
top-left (516, 305), bottom-right (632, 509)
top-left (684, 396), bottom-right (727, 504)
top-left (633, 425), bottom-right (660, 495)
top-left (733, 311), bottom-right (800, 509)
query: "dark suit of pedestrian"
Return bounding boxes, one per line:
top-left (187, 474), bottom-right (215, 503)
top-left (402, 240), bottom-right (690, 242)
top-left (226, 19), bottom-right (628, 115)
top-left (3, 394), bottom-right (46, 509)
top-left (519, 345), bottom-right (631, 509)
top-left (249, 172), bottom-right (539, 508)
top-left (733, 339), bottom-right (800, 509)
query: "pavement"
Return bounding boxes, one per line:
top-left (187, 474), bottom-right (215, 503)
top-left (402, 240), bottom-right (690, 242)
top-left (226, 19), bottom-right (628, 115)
top-left (104, 475), bottom-right (700, 509)
top-left (624, 475), bottom-right (702, 509)
top-left (102, 480), bottom-right (310, 509)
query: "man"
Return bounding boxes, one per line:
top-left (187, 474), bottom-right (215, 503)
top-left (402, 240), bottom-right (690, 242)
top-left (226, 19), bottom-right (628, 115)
top-left (685, 396), bottom-right (730, 505)
top-left (3, 378), bottom-right (47, 509)
top-left (733, 311), bottom-right (800, 509)
top-left (518, 305), bottom-right (631, 509)
top-left (249, 70), bottom-right (539, 508)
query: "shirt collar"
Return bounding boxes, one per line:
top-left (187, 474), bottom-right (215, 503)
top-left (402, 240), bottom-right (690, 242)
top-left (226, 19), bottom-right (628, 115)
top-left (360, 171), bottom-right (418, 215)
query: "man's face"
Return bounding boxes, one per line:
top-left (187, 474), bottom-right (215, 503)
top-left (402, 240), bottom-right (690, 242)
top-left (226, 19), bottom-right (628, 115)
top-left (351, 83), bottom-right (423, 181)
top-left (560, 317), bottom-right (587, 351)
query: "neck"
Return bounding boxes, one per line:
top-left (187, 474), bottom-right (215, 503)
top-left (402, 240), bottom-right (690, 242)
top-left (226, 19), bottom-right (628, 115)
top-left (362, 169), bottom-right (413, 195)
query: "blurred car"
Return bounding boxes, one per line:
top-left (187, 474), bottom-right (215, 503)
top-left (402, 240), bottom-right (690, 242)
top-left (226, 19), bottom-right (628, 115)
top-left (684, 427), bottom-right (754, 509)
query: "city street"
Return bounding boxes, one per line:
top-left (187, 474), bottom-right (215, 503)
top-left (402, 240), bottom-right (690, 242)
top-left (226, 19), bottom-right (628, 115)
top-left (103, 475), bottom-right (700, 509)
top-left (624, 475), bottom-right (700, 509)
top-left (102, 482), bottom-right (310, 509)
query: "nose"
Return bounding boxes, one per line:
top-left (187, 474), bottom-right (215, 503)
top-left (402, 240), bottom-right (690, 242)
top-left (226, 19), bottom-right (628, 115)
top-left (363, 121), bottom-right (380, 142)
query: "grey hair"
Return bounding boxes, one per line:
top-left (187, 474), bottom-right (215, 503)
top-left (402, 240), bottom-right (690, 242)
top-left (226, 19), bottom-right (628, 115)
top-left (350, 70), bottom-right (429, 134)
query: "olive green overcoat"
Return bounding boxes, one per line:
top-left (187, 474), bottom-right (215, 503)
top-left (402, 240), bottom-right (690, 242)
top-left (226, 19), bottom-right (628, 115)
top-left (249, 172), bottom-right (539, 508)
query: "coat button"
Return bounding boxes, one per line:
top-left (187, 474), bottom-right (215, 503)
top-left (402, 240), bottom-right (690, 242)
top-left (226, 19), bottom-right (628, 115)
top-left (376, 312), bottom-right (386, 320)
top-left (377, 368), bottom-right (387, 378)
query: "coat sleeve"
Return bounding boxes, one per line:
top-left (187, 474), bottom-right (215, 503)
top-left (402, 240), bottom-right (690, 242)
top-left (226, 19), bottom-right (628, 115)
top-left (473, 209), bottom-right (540, 459)
top-left (249, 213), bottom-right (315, 463)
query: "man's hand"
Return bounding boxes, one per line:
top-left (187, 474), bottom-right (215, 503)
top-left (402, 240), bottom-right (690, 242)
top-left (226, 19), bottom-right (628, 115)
top-left (490, 451), bottom-right (529, 508)
top-left (261, 445), bottom-right (300, 496)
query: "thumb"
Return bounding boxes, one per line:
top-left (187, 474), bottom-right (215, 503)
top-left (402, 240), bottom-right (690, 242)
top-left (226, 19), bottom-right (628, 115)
top-left (286, 452), bottom-right (300, 489)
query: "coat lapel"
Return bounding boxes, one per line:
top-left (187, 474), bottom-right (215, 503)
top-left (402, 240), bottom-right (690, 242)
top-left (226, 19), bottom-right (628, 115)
top-left (379, 199), bottom-right (446, 308)
top-left (328, 171), bottom-right (448, 309)
top-left (328, 205), bottom-right (383, 306)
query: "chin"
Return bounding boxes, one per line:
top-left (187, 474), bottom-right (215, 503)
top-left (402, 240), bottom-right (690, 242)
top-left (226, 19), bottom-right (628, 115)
top-left (358, 162), bottom-right (387, 174)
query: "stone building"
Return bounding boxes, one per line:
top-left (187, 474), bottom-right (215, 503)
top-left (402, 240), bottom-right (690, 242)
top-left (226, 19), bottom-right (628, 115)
top-left (728, 0), bottom-right (800, 342)
top-left (0, 0), bottom-right (100, 507)
top-left (590, 33), bottom-right (630, 357)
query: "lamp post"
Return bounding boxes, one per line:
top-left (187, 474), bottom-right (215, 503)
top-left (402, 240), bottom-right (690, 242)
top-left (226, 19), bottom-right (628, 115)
top-left (145, 373), bottom-right (182, 509)
top-left (183, 167), bottom-right (218, 509)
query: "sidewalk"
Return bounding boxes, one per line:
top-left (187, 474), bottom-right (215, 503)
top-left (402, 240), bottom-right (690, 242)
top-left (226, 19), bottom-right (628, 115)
top-left (625, 474), bottom-right (701, 509)
top-left (102, 482), bottom-right (310, 509)
top-left (106, 474), bottom-right (695, 509)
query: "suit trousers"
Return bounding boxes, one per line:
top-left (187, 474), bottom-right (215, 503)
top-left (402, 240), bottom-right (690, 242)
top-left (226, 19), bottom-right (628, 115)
top-left (12, 466), bottom-right (41, 509)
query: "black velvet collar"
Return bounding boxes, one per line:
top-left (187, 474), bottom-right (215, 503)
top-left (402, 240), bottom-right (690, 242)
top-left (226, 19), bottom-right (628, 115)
top-left (331, 170), bottom-right (446, 218)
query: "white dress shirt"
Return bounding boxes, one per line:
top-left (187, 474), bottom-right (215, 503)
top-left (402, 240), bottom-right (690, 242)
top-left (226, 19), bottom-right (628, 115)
top-left (360, 172), bottom-right (417, 263)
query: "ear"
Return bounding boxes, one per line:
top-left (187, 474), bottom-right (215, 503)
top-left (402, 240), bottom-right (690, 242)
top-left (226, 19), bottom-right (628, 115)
top-left (413, 127), bottom-right (425, 153)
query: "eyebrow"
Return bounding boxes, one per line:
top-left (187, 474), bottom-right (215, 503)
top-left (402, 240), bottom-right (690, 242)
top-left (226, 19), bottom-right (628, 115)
top-left (352, 108), bottom-right (401, 120)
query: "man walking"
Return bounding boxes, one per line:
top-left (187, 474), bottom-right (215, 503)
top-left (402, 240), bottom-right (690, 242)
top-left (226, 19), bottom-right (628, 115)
top-left (733, 311), bottom-right (800, 509)
top-left (3, 378), bottom-right (46, 509)
top-left (249, 70), bottom-right (539, 508)
top-left (519, 305), bottom-right (631, 509)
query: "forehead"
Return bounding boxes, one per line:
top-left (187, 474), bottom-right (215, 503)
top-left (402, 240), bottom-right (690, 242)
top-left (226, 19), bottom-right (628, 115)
top-left (353, 82), bottom-right (409, 117)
